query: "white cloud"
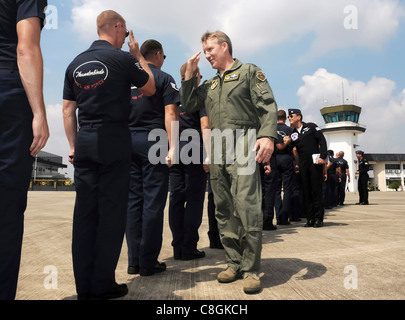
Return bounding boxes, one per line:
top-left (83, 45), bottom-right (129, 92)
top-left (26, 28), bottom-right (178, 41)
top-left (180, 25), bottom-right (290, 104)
top-left (70, 0), bottom-right (404, 59)
top-left (296, 68), bottom-right (405, 153)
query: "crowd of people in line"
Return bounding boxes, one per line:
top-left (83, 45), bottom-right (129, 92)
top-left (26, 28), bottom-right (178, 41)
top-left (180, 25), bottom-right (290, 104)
top-left (1, 5), bottom-right (367, 300)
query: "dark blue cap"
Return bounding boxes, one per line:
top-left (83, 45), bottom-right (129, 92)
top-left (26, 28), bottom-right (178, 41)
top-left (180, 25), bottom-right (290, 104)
top-left (356, 150), bottom-right (364, 155)
top-left (288, 109), bottom-right (302, 116)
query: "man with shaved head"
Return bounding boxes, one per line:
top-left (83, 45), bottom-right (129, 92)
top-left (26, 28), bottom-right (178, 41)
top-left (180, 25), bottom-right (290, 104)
top-left (336, 151), bottom-right (350, 205)
top-left (63, 10), bottom-right (155, 300)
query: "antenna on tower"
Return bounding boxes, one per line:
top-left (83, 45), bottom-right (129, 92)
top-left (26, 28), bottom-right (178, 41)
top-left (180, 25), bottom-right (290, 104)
top-left (342, 82), bottom-right (345, 105)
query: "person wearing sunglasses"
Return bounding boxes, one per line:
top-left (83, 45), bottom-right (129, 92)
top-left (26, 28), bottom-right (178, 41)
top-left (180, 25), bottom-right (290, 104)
top-left (63, 10), bottom-right (155, 300)
top-left (288, 109), bottom-right (327, 228)
top-left (125, 39), bottom-right (180, 277)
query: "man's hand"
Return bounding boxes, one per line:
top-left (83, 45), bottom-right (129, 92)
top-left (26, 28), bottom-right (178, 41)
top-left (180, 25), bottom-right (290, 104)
top-left (203, 155), bottom-right (210, 173)
top-left (283, 136), bottom-right (291, 145)
top-left (68, 153), bottom-right (74, 165)
top-left (254, 137), bottom-right (274, 164)
top-left (184, 51), bottom-right (201, 81)
top-left (30, 115), bottom-right (49, 157)
top-left (263, 161), bottom-right (271, 175)
top-left (166, 148), bottom-right (177, 168)
top-left (128, 30), bottom-right (142, 60)
top-left (317, 158), bottom-right (326, 165)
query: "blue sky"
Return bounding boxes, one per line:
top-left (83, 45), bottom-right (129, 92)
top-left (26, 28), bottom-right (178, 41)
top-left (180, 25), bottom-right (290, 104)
top-left (40, 0), bottom-right (405, 178)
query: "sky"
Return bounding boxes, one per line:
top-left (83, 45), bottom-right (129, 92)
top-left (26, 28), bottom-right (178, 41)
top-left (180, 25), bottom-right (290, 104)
top-left (40, 0), bottom-right (405, 179)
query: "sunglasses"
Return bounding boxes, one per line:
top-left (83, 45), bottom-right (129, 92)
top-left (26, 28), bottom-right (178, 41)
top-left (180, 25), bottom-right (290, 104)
top-left (155, 51), bottom-right (167, 60)
top-left (115, 23), bottom-right (129, 38)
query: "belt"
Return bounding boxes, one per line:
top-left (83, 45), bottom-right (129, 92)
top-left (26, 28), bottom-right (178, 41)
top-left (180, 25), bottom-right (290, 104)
top-left (0, 61), bottom-right (18, 70)
top-left (80, 120), bottom-right (128, 128)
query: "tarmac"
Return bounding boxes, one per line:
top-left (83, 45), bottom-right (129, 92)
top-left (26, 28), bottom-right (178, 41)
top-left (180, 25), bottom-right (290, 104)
top-left (15, 190), bottom-right (405, 301)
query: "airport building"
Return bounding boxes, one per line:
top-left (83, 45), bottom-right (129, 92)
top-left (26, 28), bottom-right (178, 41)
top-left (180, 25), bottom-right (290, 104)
top-left (320, 105), bottom-right (404, 192)
top-left (31, 151), bottom-right (72, 190)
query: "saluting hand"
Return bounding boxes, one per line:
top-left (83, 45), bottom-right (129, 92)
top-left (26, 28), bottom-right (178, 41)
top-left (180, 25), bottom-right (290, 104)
top-left (184, 52), bottom-right (201, 81)
top-left (128, 30), bottom-right (142, 60)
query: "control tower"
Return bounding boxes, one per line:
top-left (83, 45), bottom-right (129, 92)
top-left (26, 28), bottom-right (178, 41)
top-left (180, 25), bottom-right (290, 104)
top-left (320, 104), bottom-right (367, 192)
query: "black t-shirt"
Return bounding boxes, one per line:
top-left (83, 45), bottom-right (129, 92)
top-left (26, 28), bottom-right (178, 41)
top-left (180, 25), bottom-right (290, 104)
top-left (275, 122), bottom-right (293, 155)
top-left (336, 158), bottom-right (349, 174)
top-left (63, 40), bottom-right (149, 126)
top-left (291, 122), bottom-right (327, 165)
top-left (327, 157), bottom-right (338, 174)
top-left (178, 105), bottom-right (207, 134)
top-left (358, 158), bottom-right (370, 175)
top-left (0, 0), bottom-right (47, 64)
top-left (129, 64), bottom-right (180, 130)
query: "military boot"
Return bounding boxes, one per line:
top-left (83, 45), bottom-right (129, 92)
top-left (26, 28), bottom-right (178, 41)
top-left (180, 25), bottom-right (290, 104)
top-left (217, 267), bottom-right (239, 283)
top-left (243, 272), bottom-right (261, 294)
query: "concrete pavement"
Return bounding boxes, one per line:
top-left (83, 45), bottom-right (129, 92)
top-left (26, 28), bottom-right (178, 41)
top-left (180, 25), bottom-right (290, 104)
top-left (15, 191), bottom-right (405, 300)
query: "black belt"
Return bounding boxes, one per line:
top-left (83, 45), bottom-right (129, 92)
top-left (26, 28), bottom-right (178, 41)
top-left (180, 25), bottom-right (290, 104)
top-left (0, 61), bottom-right (18, 70)
top-left (80, 121), bottom-right (128, 128)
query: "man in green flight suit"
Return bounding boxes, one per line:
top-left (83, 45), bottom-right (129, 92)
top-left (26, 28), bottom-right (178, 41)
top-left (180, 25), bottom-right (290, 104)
top-left (181, 31), bottom-right (278, 294)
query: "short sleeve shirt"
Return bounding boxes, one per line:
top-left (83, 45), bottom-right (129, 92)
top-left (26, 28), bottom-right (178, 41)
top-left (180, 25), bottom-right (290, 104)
top-left (336, 158), bottom-right (349, 172)
top-left (275, 122), bottom-right (293, 155)
top-left (63, 40), bottom-right (150, 126)
top-left (129, 64), bottom-right (180, 130)
top-left (178, 105), bottom-right (207, 134)
top-left (0, 0), bottom-right (47, 64)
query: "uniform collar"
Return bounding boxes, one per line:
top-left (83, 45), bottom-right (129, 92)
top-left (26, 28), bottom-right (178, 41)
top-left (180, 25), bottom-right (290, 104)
top-left (90, 40), bottom-right (116, 50)
top-left (148, 63), bottom-right (159, 70)
top-left (216, 59), bottom-right (242, 77)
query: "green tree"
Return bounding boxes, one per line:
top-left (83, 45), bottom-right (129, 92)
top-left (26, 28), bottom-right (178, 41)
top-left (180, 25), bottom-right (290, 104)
top-left (388, 180), bottom-right (401, 191)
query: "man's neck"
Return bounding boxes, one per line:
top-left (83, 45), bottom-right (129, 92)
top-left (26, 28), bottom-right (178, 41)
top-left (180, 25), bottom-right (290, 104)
top-left (99, 35), bottom-right (119, 49)
top-left (295, 122), bottom-right (303, 130)
top-left (145, 60), bottom-right (159, 70)
top-left (217, 58), bottom-right (236, 75)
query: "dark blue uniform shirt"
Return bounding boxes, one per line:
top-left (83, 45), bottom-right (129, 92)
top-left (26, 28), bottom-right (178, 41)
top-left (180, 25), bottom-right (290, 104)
top-left (63, 40), bottom-right (149, 126)
top-left (275, 122), bottom-right (293, 155)
top-left (291, 122), bottom-right (327, 165)
top-left (129, 64), bottom-right (180, 130)
top-left (336, 158), bottom-right (349, 172)
top-left (178, 105), bottom-right (207, 134)
top-left (0, 0), bottom-right (46, 64)
top-left (358, 158), bottom-right (370, 175)
top-left (327, 156), bottom-right (338, 174)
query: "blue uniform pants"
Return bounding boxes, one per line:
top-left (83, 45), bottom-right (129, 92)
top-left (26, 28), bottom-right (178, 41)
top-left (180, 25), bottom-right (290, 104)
top-left (261, 156), bottom-right (278, 224)
top-left (299, 161), bottom-right (325, 222)
top-left (273, 154), bottom-right (294, 222)
top-left (72, 124), bottom-right (130, 296)
top-left (0, 69), bottom-right (34, 300)
top-left (169, 161), bottom-right (206, 255)
top-left (325, 173), bottom-right (338, 207)
top-left (126, 131), bottom-right (169, 269)
top-left (337, 173), bottom-right (347, 204)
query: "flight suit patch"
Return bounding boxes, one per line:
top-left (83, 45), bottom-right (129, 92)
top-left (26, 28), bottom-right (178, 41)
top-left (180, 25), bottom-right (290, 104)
top-left (224, 73), bottom-right (240, 82)
top-left (256, 71), bottom-right (267, 82)
top-left (211, 79), bottom-right (219, 90)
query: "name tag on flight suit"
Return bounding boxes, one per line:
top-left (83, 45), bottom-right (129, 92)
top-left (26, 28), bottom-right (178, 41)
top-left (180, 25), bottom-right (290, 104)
top-left (224, 73), bottom-right (240, 82)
